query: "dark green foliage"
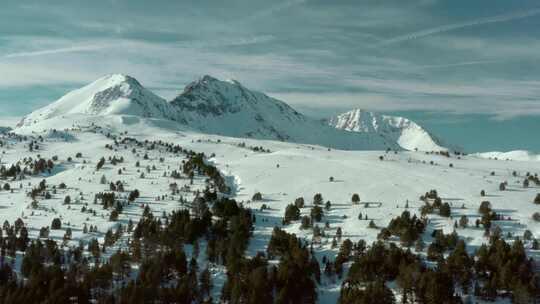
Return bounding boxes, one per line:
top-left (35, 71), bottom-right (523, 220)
top-left (294, 197), bottom-right (305, 208)
top-left (379, 211), bottom-right (425, 246)
top-left (183, 153), bottom-right (230, 194)
top-left (252, 192), bottom-right (263, 201)
top-left (284, 204), bottom-right (300, 224)
top-left (478, 201), bottom-right (492, 215)
top-left (266, 228), bottom-right (318, 303)
top-left (51, 218), bottom-right (61, 230)
top-left (96, 157), bottom-right (105, 171)
top-left (343, 241), bottom-right (462, 304)
top-left (340, 280), bottom-right (395, 304)
top-left (351, 193), bottom-right (360, 204)
top-left (313, 193), bottom-right (323, 205)
top-left (300, 216), bottom-right (311, 229)
top-left (128, 189), bottom-right (140, 202)
top-left (310, 205), bottom-right (323, 222)
top-left (439, 202), bottom-right (451, 217)
top-left (474, 237), bottom-right (538, 300)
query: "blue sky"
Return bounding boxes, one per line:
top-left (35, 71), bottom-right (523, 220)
top-left (1, 0), bottom-right (539, 152)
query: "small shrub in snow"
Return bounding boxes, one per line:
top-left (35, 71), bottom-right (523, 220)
top-left (352, 193), bottom-right (360, 204)
top-left (51, 218), bottom-right (61, 230)
top-left (252, 192), bottom-right (263, 201)
top-left (534, 194), bottom-right (540, 205)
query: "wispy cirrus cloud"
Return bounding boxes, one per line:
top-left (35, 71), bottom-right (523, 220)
top-left (244, 0), bottom-right (307, 22)
top-left (380, 8), bottom-right (540, 46)
top-left (1, 0), bottom-right (540, 124)
top-left (2, 44), bottom-right (109, 59)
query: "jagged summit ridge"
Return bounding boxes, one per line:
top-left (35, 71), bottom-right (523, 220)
top-left (171, 75), bottom-right (303, 119)
top-left (18, 74), bottom-right (445, 151)
top-left (329, 109), bottom-right (449, 152)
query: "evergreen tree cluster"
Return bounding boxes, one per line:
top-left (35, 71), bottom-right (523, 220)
top-left (226, 227), bottom-right (320, 304)
top-left (341, 234), bottom-right (540, 303)
top-left (183, 153), bottom-right (230, 194)
top-left (377, 211), bottom-right (425, 246)
top-left (419, 189), bottom-right (451, 217)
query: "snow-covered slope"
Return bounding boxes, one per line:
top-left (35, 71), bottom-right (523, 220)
top-left (170, 75), bottom-right (307, 140)
top-left (17, 74), bottom-right (174, 127)
top-left (328, 109), bottom-right (450, 152)
top-left (16, 74), bottom-right (431, 151)
top-left (168, 76), bottom-right (399, 150)
top-left (473, 150), bottom-right (540, 162)
top-left (3, 119), bottom-right (540, 302)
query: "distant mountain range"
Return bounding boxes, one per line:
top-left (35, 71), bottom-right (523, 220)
top-left (17, 74), bottom-right (455, 152)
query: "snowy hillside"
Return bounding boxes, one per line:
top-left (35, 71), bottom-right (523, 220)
top-left (328, 109), bottom-right (450, 152)
top-left (17, 74), bottom-right (174, 127)
top-left (2, 113), bottom-right (540, 303)
top-left (473, 150), bottom-right (540, 162)
top-left (18, 74), bottom-right (400, 151)
top-left (169, 76), bottom-right (398, 150)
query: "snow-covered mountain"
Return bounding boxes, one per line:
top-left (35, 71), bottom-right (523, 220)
top-left (18, 74), bottom-right (463, 151)
top-left (169, 75), bottom-right (397, 150)
top-left (17, 74), bottom-right (174, 127)
top-left (328, 109), bottom-right (451, 152)
top-left (170, 75), bottom-right (306, 140)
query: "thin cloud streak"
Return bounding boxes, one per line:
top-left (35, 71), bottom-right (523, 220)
top-left (244, 0), bottom-right (307, 22)
top-left (380, 8), bottom-right (540, 45)
top-left (1, 34), bottom-right (276, 61)
top-left (2, 44), bottom-right (109, 59)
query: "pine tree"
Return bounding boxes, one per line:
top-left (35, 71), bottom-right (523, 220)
top-left (310, 206), bottom-right (323, 222)
top-left (336, 227), bottom-right (342, 241)
top-left (294, 197), bottom-right (305, 208)
top-left (284, 204), bottom-right (300, 224)
top-left (96, 157), bottom-right (106, 171)
top-left (51, 218), bottom-right (62, 230)
top-left (439, 203), bottom-right (451, 217)
top-left (351, 193), bottom-right (360, 204)
top-left (534, 194), bottom-right (540, 205)
top-left (459, 215), bottom-right (468, 228)
top-left (313, 193), bottom-right (323, 205)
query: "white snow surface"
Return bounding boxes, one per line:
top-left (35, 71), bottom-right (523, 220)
top-left (169, 75), bottom-right (400, 150)
top-left (2, 107), bottom-right (540, 303)
top-left (17, 74), bottom-right (175, 127)
top-left (473, 150), bottom-right (540, 162)
top-left (329, 108), bottom-right (451, 152)
top-left (17, 74), bottom-right (406, 151)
